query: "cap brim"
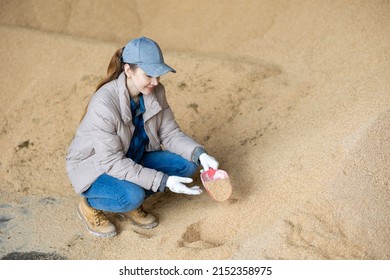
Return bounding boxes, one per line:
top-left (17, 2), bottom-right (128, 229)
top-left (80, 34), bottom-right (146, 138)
top-left (139, 63), bottom-right (176, 78)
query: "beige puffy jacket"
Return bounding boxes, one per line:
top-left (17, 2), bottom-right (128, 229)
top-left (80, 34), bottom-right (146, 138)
top-left (66, 72), bottom-right (204, 194)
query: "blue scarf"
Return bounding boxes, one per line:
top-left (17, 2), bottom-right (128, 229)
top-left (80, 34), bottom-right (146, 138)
top-left (126, 95), bottom-right (149, 163)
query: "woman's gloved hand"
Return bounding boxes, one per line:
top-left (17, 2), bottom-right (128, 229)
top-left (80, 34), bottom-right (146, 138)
top-left (199, 153), bottom-right (219, 171)
top-left (166, 176), bottom-right (203, 195)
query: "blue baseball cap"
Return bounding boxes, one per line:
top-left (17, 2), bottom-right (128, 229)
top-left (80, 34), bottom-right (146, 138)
top-left (122, 36), bottom-right (176, 77)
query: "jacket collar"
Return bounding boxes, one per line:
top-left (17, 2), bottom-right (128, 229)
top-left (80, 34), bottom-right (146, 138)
top-left (117, 72), bottom-right (162, 125)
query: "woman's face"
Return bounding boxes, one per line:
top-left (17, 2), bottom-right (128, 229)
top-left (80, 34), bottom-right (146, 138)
top-left (125, 65), bottom-right (160, 97)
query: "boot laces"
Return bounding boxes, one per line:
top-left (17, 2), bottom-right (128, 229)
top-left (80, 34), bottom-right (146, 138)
top-left (93, 210), bottom-right (107, 226)
top-left (135, 206), bottom-right (147, 218)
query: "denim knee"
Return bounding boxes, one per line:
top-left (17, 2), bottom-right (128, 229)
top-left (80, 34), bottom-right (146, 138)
top-left (117, 186), bottom-right (145, 212)
top-left (180, 162), bottom-right (198, 177)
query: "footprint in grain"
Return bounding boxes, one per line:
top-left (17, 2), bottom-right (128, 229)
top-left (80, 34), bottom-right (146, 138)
top-left (178, 221), bottom-right (223, 249)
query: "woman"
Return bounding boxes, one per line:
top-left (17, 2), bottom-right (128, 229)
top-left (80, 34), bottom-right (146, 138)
top-left (66, 36), bottom-right (218, 238)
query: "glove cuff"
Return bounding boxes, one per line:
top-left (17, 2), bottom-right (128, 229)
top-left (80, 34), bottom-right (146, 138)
top-left (192, 147), bottom-right (207, 166)
top-left (158, 174), bottom-right (169, 192)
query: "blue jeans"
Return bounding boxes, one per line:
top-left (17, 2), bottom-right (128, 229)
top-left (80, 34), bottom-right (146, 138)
top-left (82, 151), bottom-right (198, 212)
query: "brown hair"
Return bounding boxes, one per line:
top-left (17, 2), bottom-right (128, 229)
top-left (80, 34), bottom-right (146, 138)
top-left (80, 47), bottom-right (137, 122)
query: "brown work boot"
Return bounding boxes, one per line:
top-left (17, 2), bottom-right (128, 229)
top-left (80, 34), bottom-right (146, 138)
top-left (122, 206), bottom-right (158, 229)
top-left (77, 198), bottom-right (117, 238)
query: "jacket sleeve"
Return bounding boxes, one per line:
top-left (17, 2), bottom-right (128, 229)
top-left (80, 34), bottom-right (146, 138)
top-left (89, 99), bottom-right (164, 191)
top-left (156, 90), bottom-right (205, 163)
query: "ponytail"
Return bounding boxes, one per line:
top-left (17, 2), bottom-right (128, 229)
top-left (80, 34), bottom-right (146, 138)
top-left (95, 47), bottom-right (124, 91)
top-left (79, 48), bottom-right (137, 122)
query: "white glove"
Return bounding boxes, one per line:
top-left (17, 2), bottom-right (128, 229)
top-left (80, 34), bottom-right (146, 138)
top-left (199, 153), bottom-right (219, 171)
top-left (166, 176), bottom-right (203, 195)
